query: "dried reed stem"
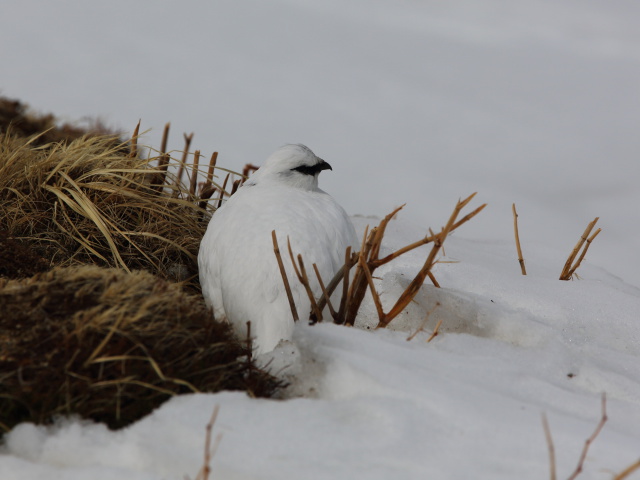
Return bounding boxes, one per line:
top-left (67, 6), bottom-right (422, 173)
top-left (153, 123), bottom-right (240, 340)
top-left (560, 217), bottom-right (600, 280)
top-left (216, 173), bottom-right (230, 209)
top-left (427, 271), bottom-right (440, 288)
top-left (156, 123), bottom-right (171, 187)
top-left (297, 254), bottom-right (324, 322)
top-left (175, 132), bottom-right (194, 188)
top-left (242, 163), bottom-right (259, 180)
top-left (129, 120), bottom-right (140, 158)
top-left (272, 231), bottom-right (298, 322)
top-left (337, 247), bottom-right (354, 324)
top-left (614, 459), bottom-right (640, 480)
top-left (567, 393), bottom-right (607, 480)
top-left (206, 152), bottom-right (218, 185)
top-left (567, 228), bottom-right (601, 280)
top-left (286, 238), bottom-right (323, 322)
top-left (230, 179), bottom-right (241, 197)
top-left (542, 413), bottom-right (557, 480)
top-left (313, 263), bottom-right (336, 321)
top-left (378, 193), bottom-right (481, 328)
top-left (282, 194), bottom-right (484, 328)
top-left (359, 254), bottom-right (385, 323)
top-left (372, 202), bottom-right (486, 268)
top-left (190, 150), bottom-right (200, 197)
top-left (512, 203), bottom-right (527, 275)
top-left (197, 152), bottom-right (219, 212)
top-left (312, 247), bottom-right (356, 324)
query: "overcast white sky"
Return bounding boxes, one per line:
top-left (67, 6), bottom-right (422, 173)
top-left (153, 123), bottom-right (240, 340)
top-left (2, 0), bottom-right (639, 286)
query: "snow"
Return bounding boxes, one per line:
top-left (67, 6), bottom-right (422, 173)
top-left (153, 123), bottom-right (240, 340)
top-left (2, 1), bottom-right (640, 478)
top-left (3, 216), bottom-right (640, 479)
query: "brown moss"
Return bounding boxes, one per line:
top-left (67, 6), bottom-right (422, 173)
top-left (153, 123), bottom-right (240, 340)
top-left (0, 266), bottom-right (281, 432)
top-left (0, 231), bottom-right (50, 279)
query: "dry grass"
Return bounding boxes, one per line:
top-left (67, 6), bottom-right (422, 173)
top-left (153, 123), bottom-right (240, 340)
top-left (510, 205), bottom-right (601, 281)
top-left (0, 96), bottom-right (282, 433)
top-left (512, 203), bottom-right (527, 275)
top-left (0, 266), bottom-right (280, 432)
top-left (560, 217), bottom-right (601, 281)
top-left (0, 129), bottom-right (221, 289)
top-left (275, 193), bottom-right (486, 329)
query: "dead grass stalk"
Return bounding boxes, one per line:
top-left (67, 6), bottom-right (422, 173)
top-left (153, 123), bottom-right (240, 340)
top-left (559, 217), bottom-right (601, 280)
top-left (279, 193), bottom-right (486, 329)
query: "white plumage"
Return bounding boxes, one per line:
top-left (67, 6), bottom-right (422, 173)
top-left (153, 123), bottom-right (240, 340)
top-left (198, 144), bottom-right (357, 355)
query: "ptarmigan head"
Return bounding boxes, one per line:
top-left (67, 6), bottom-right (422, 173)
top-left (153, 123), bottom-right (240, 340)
top-left (246, 144), bottom-right (332, 191)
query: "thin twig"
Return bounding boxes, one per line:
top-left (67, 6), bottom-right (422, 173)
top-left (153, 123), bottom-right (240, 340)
top-left (336, 247), bottom-right (354, 324)
top-left (296, 253), bottom-right (324, 322)
top-left (129, 120), bottom-right (140, 158)
top-left (230, 179), bottom-right (241, 197)
top-left (154, 122), bottom-right (171, 191)
top-left (378, 194), bottom-right (480, 328)
top-left (565, 228), bottom-right (601, 280)
top-left (194, 405), bottom-right (222, 480)
top-left (427, 270), bottom-right (440, 288)
top-left (241, 163), bottom-right (259, 181)
top-left (286, 237), bottom-right (322, 322)
top-left (567, 393), bottom-right (608, 480)
top-left (407, 302), bottom-right (441, 341)
top-left (542, 413), bottom-right (557, 480)
top-left (512, 203), bottom-right (527, 275)
top-left (560, 217), bottom-right (600, 280)
top-left (216, 173), bottom-right (230, 209)
top-left (614, 459), bottom-right (640, 480)
top-left (272, 231), bottom-right (298, 322)
top-left (359, 254), bottom-right (385, 323)
top-left (372, 202), bottom-right (486, 268)
top-left (190, 150), bottom-right (200, 197)
top-left (176, 132), bottom-right (194, 188)
top-left (426, 318), bottom-right (443, 343)
top-left (197, 152), bottom-right (219, 212)
top-left (208, 152), bottom-right (218, 181)
top-left (313, 263), bottom-right (336, 321)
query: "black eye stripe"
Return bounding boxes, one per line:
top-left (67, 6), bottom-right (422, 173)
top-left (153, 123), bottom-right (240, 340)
top-left (291, 160), bottom-right (332, 176)
top-left (292, 165), bottom-right (320, 176)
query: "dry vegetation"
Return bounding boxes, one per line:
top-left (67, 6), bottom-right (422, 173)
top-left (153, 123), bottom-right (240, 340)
top-left (274, 194), bottom-right (487, 330)
top-left (511, 203), bottom-right (601, 280)
top-left (0, 97), bottom-right (280, 434)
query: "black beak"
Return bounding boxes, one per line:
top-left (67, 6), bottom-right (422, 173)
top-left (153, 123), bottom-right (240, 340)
top-left (317, 159), bottom-right (332, 172)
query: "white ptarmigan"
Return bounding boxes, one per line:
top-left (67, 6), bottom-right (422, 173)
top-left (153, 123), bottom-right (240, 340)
top-left (198, 144), bottom-right (358, 355)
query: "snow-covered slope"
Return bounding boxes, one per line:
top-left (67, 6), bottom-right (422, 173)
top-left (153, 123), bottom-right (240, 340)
top-left (2, 216), bottom-right (640, 480)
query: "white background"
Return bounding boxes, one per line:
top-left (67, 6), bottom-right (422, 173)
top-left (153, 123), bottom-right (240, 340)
top-left (2, 0), bottom-right (639, 286)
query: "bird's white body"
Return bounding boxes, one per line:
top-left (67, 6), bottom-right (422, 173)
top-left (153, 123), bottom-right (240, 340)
top-left (198, 145), bottom-right (357, 355)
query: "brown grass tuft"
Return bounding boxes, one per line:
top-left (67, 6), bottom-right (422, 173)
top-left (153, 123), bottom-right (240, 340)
top-left (0, 266), bottom-right (281, 433)
top-left (0, 132), bottom-right (211, 288)
top-left (0, 97), bottom-right (283, 433)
